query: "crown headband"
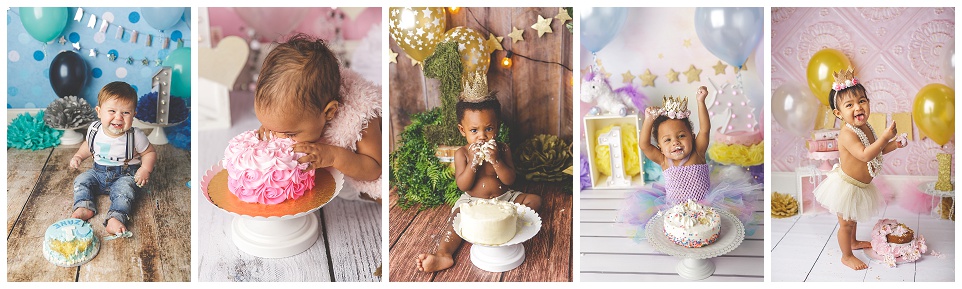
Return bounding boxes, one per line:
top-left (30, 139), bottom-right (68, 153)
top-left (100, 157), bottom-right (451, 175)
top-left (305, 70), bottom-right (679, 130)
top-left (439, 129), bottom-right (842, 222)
top-left (461, 72), bottom-right (495, 103)
top-left (657, 96), bottom-right (691, 119)
top-left (832, 67), bottom-right (859, 92)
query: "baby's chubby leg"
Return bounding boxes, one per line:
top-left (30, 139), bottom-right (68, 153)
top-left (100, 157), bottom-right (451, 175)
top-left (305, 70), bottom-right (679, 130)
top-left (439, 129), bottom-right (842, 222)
top-left (512, 193), bottom-right (542, 211)
top-left (71, 170), bottom-right (99, 221)
top-left (416, 208), bottom-right (461, 273)
top-left (837, 216), bottom-right (867, 270)
top-left (104, 176), bottom-right (138, 234)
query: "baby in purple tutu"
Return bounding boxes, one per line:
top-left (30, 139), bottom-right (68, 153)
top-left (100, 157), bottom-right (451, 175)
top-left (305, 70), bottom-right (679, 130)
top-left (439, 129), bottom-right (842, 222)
top-left (619, 86), bottom-right (759, 241)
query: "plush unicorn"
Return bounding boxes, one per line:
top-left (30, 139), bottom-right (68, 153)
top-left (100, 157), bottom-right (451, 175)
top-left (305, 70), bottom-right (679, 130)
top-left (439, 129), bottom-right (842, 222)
top-left (581, 71), bottom-right (645, 116)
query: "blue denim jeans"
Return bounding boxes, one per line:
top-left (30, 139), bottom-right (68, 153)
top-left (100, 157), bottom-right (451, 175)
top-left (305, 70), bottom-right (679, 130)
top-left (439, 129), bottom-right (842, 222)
top-left (73, 163), bottom-right (140, 226)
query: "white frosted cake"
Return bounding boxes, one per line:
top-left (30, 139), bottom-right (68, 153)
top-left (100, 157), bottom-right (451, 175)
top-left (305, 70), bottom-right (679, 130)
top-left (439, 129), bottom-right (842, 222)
top-left (663, 200), bottom-right (721, 248)
top-left (458, 199), bottom-right (519, 245)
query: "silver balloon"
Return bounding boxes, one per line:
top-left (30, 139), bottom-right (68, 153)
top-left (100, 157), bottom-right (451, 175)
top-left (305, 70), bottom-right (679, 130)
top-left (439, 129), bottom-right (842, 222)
top-left (944, 42), bottom-right (955, 88)
top-left (694, 7), bottom-right (763, 68)
top-left (772, 83), bottom-right (820, 137)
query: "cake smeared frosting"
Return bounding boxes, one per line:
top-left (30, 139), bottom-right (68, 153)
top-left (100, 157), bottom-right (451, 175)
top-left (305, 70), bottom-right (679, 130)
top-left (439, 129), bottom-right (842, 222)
top-left (223, 130), bottom-right (315, 205)
top-left (870, 219), bottom-right (927, 267)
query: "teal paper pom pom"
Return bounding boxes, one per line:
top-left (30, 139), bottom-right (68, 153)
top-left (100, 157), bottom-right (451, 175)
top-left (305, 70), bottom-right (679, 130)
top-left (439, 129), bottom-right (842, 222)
top-left (8, 111), bottom-right (63, 150)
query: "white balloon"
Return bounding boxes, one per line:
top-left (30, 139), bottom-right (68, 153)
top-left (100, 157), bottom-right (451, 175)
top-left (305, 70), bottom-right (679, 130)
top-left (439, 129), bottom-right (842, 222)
top-left (772, 83), bottom-right (820, 138)
top-left (944, 42), bottom-right (955, 88)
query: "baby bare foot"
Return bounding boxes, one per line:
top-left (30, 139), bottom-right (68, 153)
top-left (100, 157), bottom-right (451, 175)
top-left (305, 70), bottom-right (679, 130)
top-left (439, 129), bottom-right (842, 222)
top-left (105, 218), bottom-right (127, 235)
top-left (415, 253), bottom-right (454, 273)
top-left (851, 240), bottom-right (872, 250)
top-left (841, 255), bottom-right (868, 270)
top-left (71, 208), bottom-right (94, 221)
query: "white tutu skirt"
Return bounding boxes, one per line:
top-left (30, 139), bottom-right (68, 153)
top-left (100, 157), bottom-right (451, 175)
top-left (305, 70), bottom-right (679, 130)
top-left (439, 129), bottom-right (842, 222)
top-left (813, 165), bottom-right (882, 222)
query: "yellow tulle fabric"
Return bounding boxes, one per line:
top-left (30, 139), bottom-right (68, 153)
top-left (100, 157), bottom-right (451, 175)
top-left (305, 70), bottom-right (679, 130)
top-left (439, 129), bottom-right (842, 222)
top-left (707, 141), bottom-right (764, 166)
top-left (593, 124), bottom-right (641, 177)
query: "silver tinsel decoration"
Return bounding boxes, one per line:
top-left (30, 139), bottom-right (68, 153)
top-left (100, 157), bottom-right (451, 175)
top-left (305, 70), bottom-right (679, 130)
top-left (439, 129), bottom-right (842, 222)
top-left (43, 96), bottom-right (97, 129)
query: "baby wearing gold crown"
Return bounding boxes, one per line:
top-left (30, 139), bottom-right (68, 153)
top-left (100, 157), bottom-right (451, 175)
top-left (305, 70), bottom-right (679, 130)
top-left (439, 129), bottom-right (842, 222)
top-left (618, 85), bottom-right (760, 242)
top-left (415, 72), bottom-right (542, 273)
top-left (812, 67), bottom-right (907, 270)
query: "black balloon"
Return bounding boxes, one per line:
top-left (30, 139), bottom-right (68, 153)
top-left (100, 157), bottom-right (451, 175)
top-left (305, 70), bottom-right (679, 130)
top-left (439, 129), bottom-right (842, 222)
top-left (49, 51), bottom-right (88, 97)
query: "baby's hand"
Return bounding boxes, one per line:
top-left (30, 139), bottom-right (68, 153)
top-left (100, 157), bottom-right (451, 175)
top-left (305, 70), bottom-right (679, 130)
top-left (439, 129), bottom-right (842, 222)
top-left (645, 106), bottom-right (662, 119)
top-left (134, 168), bottom-right (151, 187)
top-left (881, 122), bottom-right (898, 142)
top-left (70, 155), bottom-right (83, 169)
top-left (256, 126), bottom-right (276, 141)
top-left (696, 86), bottom-right (709, 102)
top-left (293, 142), bottom-right (336, 171)
top-left (468, 142), bottom-right (484, 168)
top-left (482, 140), bottom-right (499, 164)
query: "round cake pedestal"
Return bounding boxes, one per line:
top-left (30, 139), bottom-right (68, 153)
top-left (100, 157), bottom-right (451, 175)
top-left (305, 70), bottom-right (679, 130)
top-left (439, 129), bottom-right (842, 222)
top-left (469, 243), bottom-right (525, 272)
top-left (645, 209), bottom-right (745, 280)
top-left (202, 163), bottom-right (343, 259)
top-left (230, 214), bottom-right (319, 258)
top-left (808, 151), bottom-right (839, 171)
top-left (453, 205), bottom-right (542, 273)
top-left (58, 127), bottom-right (85, 145)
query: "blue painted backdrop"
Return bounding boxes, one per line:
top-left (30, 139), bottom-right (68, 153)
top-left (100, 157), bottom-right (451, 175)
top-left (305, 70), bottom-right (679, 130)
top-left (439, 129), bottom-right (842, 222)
top-left (7, 7), bottom-right (190, 108)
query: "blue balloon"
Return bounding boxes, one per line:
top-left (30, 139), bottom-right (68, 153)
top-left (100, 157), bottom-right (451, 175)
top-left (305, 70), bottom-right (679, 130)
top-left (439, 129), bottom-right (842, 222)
top-left (141, 7), bottom-right (185, 30)
top-left (580, 7), bottom-right (628, 53)
top-left (694, 7), bottom-right (763, 69)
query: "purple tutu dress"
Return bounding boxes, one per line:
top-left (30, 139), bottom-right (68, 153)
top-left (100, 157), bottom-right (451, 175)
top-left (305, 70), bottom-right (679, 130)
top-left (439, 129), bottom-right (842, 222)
top-left (618, 155), bottom-right (760, 242)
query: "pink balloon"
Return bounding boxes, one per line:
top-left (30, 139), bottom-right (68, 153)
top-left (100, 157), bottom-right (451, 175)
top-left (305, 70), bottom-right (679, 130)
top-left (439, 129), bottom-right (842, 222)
top-left (233, 8), bottom-right (308, 41)
top-left (342, 8), bottom-right (381, 40)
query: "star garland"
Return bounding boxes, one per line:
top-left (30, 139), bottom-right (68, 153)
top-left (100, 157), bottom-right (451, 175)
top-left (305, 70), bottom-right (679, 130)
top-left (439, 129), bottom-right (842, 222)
top-left (53, 8), bottom-right (189, 67)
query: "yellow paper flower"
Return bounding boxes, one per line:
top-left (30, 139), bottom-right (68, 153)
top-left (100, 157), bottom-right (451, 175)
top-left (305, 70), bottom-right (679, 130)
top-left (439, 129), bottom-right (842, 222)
top-left (593, 124), bottom-right (641, 177)
top-left (707, 141), bottom-right (764, 166)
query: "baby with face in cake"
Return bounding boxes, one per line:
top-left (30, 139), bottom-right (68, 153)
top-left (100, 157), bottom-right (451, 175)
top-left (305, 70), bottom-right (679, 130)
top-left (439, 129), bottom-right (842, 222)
top-left (415, 73), bottom-right (542, 273)
top-left (253, 33), bottom-right (383, 202)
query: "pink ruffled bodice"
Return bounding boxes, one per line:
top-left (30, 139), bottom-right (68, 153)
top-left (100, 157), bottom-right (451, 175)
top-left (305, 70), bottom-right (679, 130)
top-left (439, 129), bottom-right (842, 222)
top-left (223, 130), bottom-right (315, 205)
top-left (318, 69), bottom-right (383, 200)
top-left (663, 156), bottom-right (711, 205)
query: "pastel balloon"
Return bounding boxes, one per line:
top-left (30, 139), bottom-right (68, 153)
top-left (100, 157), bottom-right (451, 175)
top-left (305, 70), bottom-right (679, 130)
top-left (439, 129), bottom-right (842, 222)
top-left (441, 26), bottom-right (490, 78)
top-left (141, 7), bottom-right (185, 31)
top-left (166, 47), bottom-right (191, 99)
top-left (580, 7), bottom-right (628, 53)
top-left (388, 7), bottom-right (447, 63)
top-left (913, 84), bottom-right (954, 146)
top-left (772, 83), bottom-right (820, 138)
top-left (807, 49), bottom-right (852, 106)
top-left (19, 7), bottom-right (68, 43)
top-left (694, 7), bottom-right (763, 69)
top-left (944, 42), bottom-right (955, 88)
top-left (234, 8), bottom-right (308, 41)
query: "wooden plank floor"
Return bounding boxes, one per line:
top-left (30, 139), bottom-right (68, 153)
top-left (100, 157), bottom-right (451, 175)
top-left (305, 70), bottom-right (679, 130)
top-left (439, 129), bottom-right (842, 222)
top-left (389, 182), bottom-right (573, 282)
top-left (7, 142), bottom-right (191, 282)
top-left (197, 90), bottom-right (382, 282)
top-left (772, 202), bottom-right (955, 282)
top-left (579, 189), bottom-right (764, 282)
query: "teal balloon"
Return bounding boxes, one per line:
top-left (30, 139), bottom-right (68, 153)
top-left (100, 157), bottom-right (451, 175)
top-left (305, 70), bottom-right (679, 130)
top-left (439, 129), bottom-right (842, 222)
top-left (19, 7), bottom-right (69, 43)
top-left (141, 7), bottom-right (185, 31)
top-left (166, 47), bottom-right (191, 98)
top-left (694, 7), bottom-right (763, 69)
top-left (580, 7), bottom-right (628, 53)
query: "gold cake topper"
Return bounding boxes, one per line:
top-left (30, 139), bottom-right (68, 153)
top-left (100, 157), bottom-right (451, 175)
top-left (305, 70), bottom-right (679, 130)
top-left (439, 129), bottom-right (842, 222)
top-left (461, 71), bottom-right (495, 103)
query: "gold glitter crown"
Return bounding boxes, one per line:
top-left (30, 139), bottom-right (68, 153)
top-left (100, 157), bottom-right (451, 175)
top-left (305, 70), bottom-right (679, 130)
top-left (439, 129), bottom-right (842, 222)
top-left (461, 72), bottom-right (495, 103)
top-left (832, 66), bottom-right (859, 91)
top-left (661, 96), bottom-right (691, 119)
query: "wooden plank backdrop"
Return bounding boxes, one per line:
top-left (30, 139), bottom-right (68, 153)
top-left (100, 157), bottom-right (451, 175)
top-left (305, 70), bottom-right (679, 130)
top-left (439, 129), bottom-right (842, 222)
top-left (7, 142), bottom-right (191, 282)
top-left (389, 7), bottom-right (573, 150)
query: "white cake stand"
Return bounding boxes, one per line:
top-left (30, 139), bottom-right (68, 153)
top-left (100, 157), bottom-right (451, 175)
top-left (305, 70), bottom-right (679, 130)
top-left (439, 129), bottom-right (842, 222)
top-left (54, 124), bottom-right (87, 145)
top-left (201, 163), bottom-right (343, 258)
top-left (645, 209), bottom-right (745, 280)
top-left (918, 181), bottom-right (954, 220)
top-left (134, 118), bottom-right (186, 145)
top-left (453, 205), bottom-right (542, 272)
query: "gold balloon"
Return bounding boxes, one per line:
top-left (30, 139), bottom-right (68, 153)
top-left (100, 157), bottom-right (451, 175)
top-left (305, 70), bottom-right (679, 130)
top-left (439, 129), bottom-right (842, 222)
top-left (807, 49), bottom-right (852, 106)
top-left (441, 27), bottom-right (490, 79)
top-left (389, 7), bottom-right (446, 63)
top-left (913, 84), bottom-right (955, 146)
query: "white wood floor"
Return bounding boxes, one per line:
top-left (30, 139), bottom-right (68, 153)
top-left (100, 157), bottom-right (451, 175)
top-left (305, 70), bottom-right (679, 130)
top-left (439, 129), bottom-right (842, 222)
top-left (771, 203), bottom-right (955, 282)
top-left (580, 189), bottom-right (765, 282)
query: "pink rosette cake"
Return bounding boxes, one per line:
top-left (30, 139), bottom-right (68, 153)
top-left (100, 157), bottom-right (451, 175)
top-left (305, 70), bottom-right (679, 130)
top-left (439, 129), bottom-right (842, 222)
top-left (223, 130), bottom-right (315, 205)
top-left (870, 219), bottom-right (927, 268)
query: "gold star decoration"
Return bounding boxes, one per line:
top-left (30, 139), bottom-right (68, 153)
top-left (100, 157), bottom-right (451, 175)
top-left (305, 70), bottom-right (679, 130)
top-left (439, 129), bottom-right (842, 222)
top-left (141, 58), bottom-right (150, 66)
top-left (107, 52), bottom-right (118, 62)
top-left (683, 39), bottom-right (692, 48)
top-left (531, 15), bottom-right (553, 37)
top-left (410, 58), bottom-right (422, 68)
top-left (389, 49), bottom-right (398, 64)
top-left (554, 7), bottom-right (572, 23)
top-left (485, 34), bottom-right (504, 53)
top-left (508, 27), bottom-right (524, 43)
top-left (666, 69), bottom-right (680, 83)
top-left (740, 64), bottom-right (748, 71)
top-left (621, 70), bottom-right (635, 84)
top-left (712, 61), bottom-right (727, 75)
top-left (639, 69), bottom-right (657, 87)
top-left (683, 65), bottom-right (702, 83)
top-left (596, 59), bottom-right (604, 67)
top-left (658, 53), bottom-right (664, 59)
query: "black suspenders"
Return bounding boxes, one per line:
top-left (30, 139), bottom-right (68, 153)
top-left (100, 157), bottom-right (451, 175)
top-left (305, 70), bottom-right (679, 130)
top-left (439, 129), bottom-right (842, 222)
top-left (87, 121), bottom-right (136, 167)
